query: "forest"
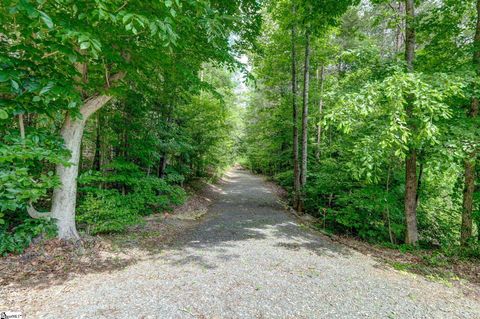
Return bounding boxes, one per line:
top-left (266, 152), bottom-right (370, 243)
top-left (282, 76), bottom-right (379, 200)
top-left (243, 0), bottom-right (480, 255)
top-left (0, 0), bottom-right (257, 254)
top-left (0, 0), bottom-right (479, 262)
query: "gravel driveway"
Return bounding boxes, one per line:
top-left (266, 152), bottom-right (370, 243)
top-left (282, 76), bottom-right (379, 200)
top-left (3, 168), bottom-right (480, 318)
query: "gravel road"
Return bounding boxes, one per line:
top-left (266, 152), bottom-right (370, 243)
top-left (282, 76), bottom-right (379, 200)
top-left (3, 168), bottom-right (480, 318)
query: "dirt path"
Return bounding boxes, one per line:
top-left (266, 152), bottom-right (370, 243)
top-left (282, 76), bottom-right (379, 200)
top-left (2, 168), bottom-right (480, 318)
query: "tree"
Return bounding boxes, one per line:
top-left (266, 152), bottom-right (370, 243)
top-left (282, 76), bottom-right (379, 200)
top-left (461, 0), bottom-right (480, 245)
top-left (403, 0), bottom-right (419, 244)
top-left (293, 0), bottom-right (358, 211)
top-left (244, 0), bottom-right (473, 248)
top-left (7, 0), bottom-right (181, 239)
top-left (1, 0), bottom-right (261, 240)
top-left (298, 30), bottom-right (311, 212)
top-left (316, 65), bottom-right (325, 160)
top-left (291, 16), bottom-right (302, 211)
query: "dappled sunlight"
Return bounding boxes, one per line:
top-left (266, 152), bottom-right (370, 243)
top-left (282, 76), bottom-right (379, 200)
top-left (157, 168), bottom-right (353, 271)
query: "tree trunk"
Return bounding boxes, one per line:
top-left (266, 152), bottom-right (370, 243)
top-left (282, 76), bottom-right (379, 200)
top-left (461, 0), bottom-right (480, 245)
top-left (461, 158), bottom-right (476, 244)
top-left (291, 19), bottom-right (301, 210)
top-left (405, 0), bottom-right (415, 73)
top-left (316, 65), bottom-right (325, 160)
top-left (416, 161), bottom-right (423, 207)
top-left (395, 1), bottom-right (405, 54)
top-left (298, 31), bottom-right (311, 213)
top-left (158, 154), bottom-right (168, 178)
top-left (404, 151), bottom-right (418, 244)
top-left (384, 166), bottom-right (395, 244)
top-left (18, 114), bottom-right (25, 141)
top-left (51, 116), bottom-right (85, 240)
top-left (92, 113), bottom-right (102, 171)
top-left (51, 95), bottom-right (112, 240)
top-left (404, 0), bottom-right (418, 245)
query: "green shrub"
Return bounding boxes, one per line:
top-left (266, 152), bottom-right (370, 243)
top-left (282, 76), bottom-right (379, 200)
top-left (0, 218), bottom-right (57, 256)
top-left (77, 190), bottom-right (141, 235)
top-left (273, 170), bottom-right (293, 190)
top-left (440, 242), bottom-right (480, 261)
top-left (0, 132), bottom-right (69, 213)
top-left (77, 160), bottom-right (186, 234)
top-left (127, 176), bottom-right (186, 215)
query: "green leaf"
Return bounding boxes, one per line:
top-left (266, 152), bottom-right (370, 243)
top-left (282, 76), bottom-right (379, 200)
top-left (38, 10), bottom-right (54, 29)
top-left (11, 80), bottom-right (19, 91)
top-left (40, 82), bottom-right (54, 95)
top-left (91, 39), bottom-right (102, 51)
top-left (0, 109), bottom-right (8, 120)
top-left (0, 72), bottom-right (8, 82)
top-left (123, 13), bottom-right (133, 24)
top-left (68, 54), bottom-right (77, 63)
top-left (80, 41), bottom-right (91, 50)
top-left (78, 35), bottom-right (89, 42)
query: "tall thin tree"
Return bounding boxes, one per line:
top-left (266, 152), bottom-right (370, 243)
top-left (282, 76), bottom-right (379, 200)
top-left (291, 9), bottom-right (301, 210)
top-left (403, 0), bottom-right (419, 245)
top-left (298, 31), bottom-right (311, 212)
top-left (461, 0), bottom-right (480, 245)
top-left (316, 65), bottom-right (325, 160)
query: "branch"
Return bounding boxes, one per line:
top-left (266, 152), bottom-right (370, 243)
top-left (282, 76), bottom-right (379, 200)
top-left (27, 202), bottom-right (51, 219)
top-left (80, 95), bottom-right (113, 119)
top-left (115, 1), bottom-right (128, 12)
top-left (74, 61), bottom-right (88, 83)
top-left (18, 113), bottom-right (25, 142)
top-left (42, 51), bottom-right (59, 59)
top-left (105, 71), bottom-right (126, 89)
top-left (77, 69), bottom-right (125, 118)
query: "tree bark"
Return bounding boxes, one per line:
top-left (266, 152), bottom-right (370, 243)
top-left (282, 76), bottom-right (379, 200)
top-left (404, 0), bottom-right (419, 245)
top-left (461, 158), bottom-right (476, 244)
top-left (158, 154), bottom-right (168, 178)
top-left (298, 31), bottom-right (311, 213)
top-left (395, 1), bottom-right (405, 54)
top-left (18, 114), bottom-right (25, 141)
top-left (461, 0), bottom-right (480, 245)
top-left (316, 65), bottom-right (325, 160)
top-left (291, 19), bottom-right (301, 211)
top-left (405, 0), bottom-right (415, 73)
top-left (51, 95), bottom-right (112, 240)
top-left (92, 113), bottom-right (102, 171)
top-left (416, 161), bottom-right (423, 207)
top-left (384, 166), bottom-right (395, 244)
top-left (404, 151), bottom-right (418, 244)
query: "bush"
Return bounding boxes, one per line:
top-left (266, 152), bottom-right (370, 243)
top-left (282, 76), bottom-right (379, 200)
top-left (273, 170), bottom-right (293, 190)
top-left (126, 176), bottom-right (186, 216)
top-left (77, 160), bottom-right (186, 234)
top-left (0, 218), bottom-right (57, 256)
top-left (77, 190), bottom-right (141, 235)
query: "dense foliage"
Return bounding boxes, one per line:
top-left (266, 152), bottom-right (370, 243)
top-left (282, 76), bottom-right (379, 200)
top-left (0, 0), bottom-right (258, 254)
top-left (243, 0), bottom-right (479, 252)
top-left (1, 0), bottom-right (479, 259)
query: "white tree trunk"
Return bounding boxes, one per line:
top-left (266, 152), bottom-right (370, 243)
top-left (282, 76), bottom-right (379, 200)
top-left (51, 116), bottom-right (84, 239)
top-left (51, 95), bottom-right (112, 240)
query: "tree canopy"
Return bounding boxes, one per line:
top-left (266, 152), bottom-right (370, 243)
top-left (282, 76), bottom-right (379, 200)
top-left (0, 0), bottom-right (479, 259)
top-left (243, 0), bottom-right (479, 250)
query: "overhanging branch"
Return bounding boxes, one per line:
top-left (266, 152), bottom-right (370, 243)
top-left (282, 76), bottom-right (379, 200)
top-left (27, 202), bottom-right (52, 219)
